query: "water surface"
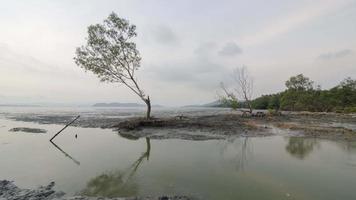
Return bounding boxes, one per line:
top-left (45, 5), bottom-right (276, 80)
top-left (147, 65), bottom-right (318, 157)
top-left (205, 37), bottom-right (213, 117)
top-left (1, 111), bottom-right (356, 200)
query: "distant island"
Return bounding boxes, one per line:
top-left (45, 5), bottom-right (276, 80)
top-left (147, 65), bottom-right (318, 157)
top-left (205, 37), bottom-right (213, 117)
top-left (183, 100), bottom-right (227, 108)
top-left (93, 102), bottom-right (163, 107)
top-left (0, 104), bottom-right (41, 107)
top-left (93, 102), bottom-right (145, 107)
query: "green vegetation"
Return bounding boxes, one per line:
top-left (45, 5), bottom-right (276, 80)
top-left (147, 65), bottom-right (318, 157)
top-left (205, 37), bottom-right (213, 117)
top-left (219, 96), bottom-right (239, 110)
top-left (74, 12), bottom-right (152, 119)
top-left (285, 137), bottom-right (318, 159)
top-left (252, 74), bottom-right (356, 113)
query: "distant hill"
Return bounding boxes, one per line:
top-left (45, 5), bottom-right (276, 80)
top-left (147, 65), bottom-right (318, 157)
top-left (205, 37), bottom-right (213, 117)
top-left (183, 100), bottom-right (226, 108)
top-left (201, 100), bottom-right (224, 107)
top-left (0, 104), bottom-right (41, 107)
top-left (93, 102), bottom-right (145, 107)
top-left (93, 102), bottom-right (163, 107)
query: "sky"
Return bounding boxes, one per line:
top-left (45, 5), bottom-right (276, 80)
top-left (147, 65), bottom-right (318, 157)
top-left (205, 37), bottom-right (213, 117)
top-left (0, 0), bottom-right (356, 106)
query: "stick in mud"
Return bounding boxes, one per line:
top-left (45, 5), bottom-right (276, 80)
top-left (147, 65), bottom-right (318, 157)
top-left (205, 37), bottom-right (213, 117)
top-left (49, 115), bottom-right (80, 142)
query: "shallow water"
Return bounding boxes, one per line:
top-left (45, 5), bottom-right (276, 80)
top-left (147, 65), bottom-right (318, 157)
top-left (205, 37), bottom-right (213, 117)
top-left (1, 110), bottom-right (356, 200)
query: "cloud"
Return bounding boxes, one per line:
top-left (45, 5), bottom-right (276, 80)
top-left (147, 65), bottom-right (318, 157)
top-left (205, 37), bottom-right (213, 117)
top-left (194, 42), bottom-right (217, 57)
top-left (240, 0), bottom-right (353, 46)
top-left (0, 44), bottom-right (45, 73)
top-left (0, 43), bottom-right (81, 78)
top-left (218, 42), bottom-right (242, 56)
top-left (150, 25), bottom-right (178, 45)
top-left (147, 56), bottom-right (229, 90)
top-left (146, 41), bottom-right (235, 90)
top-left (318, 49), bottom-right (353, 60)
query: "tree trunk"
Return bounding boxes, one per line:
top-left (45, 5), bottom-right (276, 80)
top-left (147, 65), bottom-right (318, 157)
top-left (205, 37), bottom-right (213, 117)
top-left (145, 96), bottom-right (151, 119)
top-left (247, 100), bottom-right (253, 113)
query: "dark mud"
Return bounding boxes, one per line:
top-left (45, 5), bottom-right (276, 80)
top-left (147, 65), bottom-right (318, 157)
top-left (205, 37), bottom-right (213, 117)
top-left (0, 180), bottom-right (192, 200)
top-left (265, 112), bottom-right (356, 141)
top-left (6, 114), bottom-right (120, 129)
top-left (2, 110), bottom-right (356, 141)
top-left (9, 127), bottom-right (47, 133)
top-left (97, 112), bottom-right (356, 141)
top-left (3, 112), bottom-right (273, 140)
top-left (0, 180), bottom-right (65, 200)
top-left (114, 114), bottom-right (271, 140)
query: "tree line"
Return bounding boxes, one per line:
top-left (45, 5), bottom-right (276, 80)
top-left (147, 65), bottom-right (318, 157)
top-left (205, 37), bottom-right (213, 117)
top-left (251, 74), bottom-right (356, 113)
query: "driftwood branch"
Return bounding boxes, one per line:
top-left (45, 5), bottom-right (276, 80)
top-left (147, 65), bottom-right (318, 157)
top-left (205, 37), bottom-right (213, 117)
top-left (49, 115), bottom-right (80, 142)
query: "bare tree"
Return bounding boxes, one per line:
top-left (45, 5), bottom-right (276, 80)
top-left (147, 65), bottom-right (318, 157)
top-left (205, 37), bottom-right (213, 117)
top-left (220, 66), bottom-right (254, 113)
top-left (74, 12), bottom-right (152, 119)
top-left (234, 66), bottom-right (254, 113)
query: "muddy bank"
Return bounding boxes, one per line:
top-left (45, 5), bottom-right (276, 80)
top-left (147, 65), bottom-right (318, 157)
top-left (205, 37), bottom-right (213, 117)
top-left (2, 110), bottom-right (356, 141)
top-left (109, 112), bottom-right (356, 141)
top-left (5, 114), bottom-right (121, 129)
top-left (0, 180), bottom-right (192, 200)
top-left (0, 180), bottom-right (65, 200)
top-left (273, 121), bottom-right (356, 141)
top-left (260, 112), bottom-right (356, 141)
top-left (2, 112), bottom-right (273, 140)
top-left (9, 127), bottom-right (47, 133)
top-left (113, 114), bottom-right (271, 139)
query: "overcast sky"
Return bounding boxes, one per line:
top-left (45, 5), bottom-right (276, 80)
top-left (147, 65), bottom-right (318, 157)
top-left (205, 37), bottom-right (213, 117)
top-left (0, 0), bottom-right (355, 106)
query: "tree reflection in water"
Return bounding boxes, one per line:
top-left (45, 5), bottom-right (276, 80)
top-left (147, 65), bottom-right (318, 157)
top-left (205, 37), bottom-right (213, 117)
top-left (81, 137), bottom-right (151, 198)
top-left (81, 171), bottom-right (138, 198)
top-left (220, 137), bottom-right (252, 172)
top-left (285, 137), bottom-right (318, 159)
top-left (236, 137), bottom-right (250, 171)
top-left (335, 141), bottom-right (356, 153)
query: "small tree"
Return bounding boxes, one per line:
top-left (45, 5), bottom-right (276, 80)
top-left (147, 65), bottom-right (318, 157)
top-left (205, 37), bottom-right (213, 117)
top-left (220, 66), bottom-right (254, 113)
top-left (281, 74), bottom-right (315, 111)
top-left (74, 12), bottom-right (152, 119)
top-left (234, 67), bottom-right (253, 113)
top-left (285, 74), bottom-right (314, 91)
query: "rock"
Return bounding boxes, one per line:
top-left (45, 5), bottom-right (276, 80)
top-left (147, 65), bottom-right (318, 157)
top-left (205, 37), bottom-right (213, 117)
top-left (0, 180), bottom-right (193, 200)
top-left (0, 180), bottom-right (64, 200)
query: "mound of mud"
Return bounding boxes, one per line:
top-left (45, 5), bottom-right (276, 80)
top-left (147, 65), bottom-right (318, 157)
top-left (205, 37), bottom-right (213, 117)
top-left (9, 127), bottom-right (47, 133)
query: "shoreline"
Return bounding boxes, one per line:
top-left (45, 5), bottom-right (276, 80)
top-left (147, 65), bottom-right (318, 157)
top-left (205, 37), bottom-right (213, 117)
top-left (0, 180), bottom-right (191, 200)
top-left (2, 111), bottom-right (356, 141)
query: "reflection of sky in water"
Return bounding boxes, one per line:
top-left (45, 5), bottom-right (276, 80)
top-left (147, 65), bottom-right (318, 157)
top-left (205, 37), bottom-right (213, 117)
top-left (0, 115), bottom-right (356, 200)
top-left (0, 106), bottom-right (233, 119)
top-left (330, 122), bottom-right (356, 131)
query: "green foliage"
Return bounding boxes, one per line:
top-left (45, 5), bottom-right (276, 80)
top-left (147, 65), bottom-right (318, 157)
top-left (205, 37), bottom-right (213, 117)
top-left (251, 75), bottom-right (356, 113)
top-left (220, 96), bottom-right (239, 110)
top-left (74, 12), bottom-right (152, 119)
top-left (74, 12), bottom-right (141, 83)
top-left (81, 171), bottom-right (138, 198)
top-left (285, 137), bottom-right (318, 159)
top-left (268, 94), bottom-right (281, 110)
top-left (285, 74), bottom-right (314, 91)
top-left (332, 77), bottom-right (356, 107)
top-left (252, 95), bottom-right (270, 109)
top-left (251, 94), bottom-right (281, 110)
top-left (344, 107), bottom-right (356, 113)
top-left (280, 75), bottom-right (356, 112)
